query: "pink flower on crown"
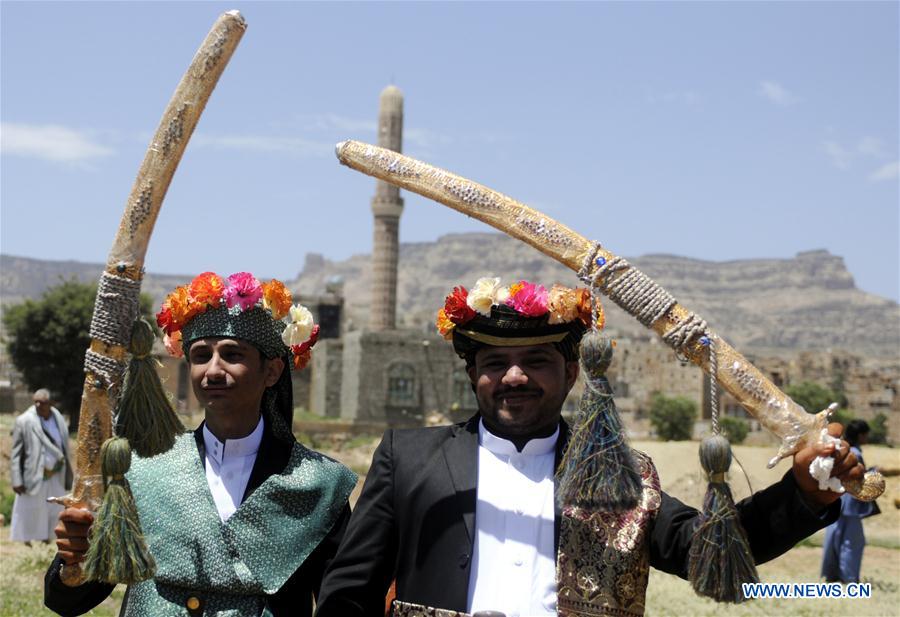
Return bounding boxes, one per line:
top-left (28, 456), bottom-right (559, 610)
top-left (224, 272), bottom-right (263, 310)
top-left (163, 331), bottom-right (184, 358)
top-left (506, 281), bottom-right (549, 317)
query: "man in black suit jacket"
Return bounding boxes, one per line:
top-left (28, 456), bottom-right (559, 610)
top-left (316, 279), bottom-right (862, 616)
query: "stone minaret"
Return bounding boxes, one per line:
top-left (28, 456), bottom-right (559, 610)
top-left (369, 85), bottom-right (404, 331)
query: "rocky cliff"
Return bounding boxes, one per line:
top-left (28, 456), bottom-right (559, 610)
top-left (3, 235), bottom-right (898, 358)
top-left (293, 234), bottom-right (899, 358)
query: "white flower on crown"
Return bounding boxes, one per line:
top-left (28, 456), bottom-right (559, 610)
top-left (467, 276), bottom-right (509, 316)
top-left (282, 304), bottom-right (315, 346)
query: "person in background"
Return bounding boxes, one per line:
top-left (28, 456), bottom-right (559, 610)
top-left (10, 388), bottom-right (72, 546)
top-left (821, 419), bottom-right (877, 583)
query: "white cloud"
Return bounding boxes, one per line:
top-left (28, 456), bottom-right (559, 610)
top-left (0, 122), bottom-right (114, 163)
top-left (823, 140), bottom-right (852, 169)
top-left (856, 136), bottom-right (885, 157)
top-left (759, 80), bottom-right (799, 106)
top-left (868, 160), bottom-right (900, 182)
top-left (823, 136), bottom-right (891, 171)
top-left (192, 133), bottom-right (329, 156)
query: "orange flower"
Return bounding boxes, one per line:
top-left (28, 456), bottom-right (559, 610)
top-left (168, 285), bottom-right (203, 328)
top-left (575, 288), bottom-right (604, 329)
top-left (262, 279), bottom-right (293, 320)
top-left (507, 281), bottom-right (525, 298)
top-left (548, 285), bottom-right (579, 324)
top-left (595, 299), bottom-right (605, 330)
top-left (189, 272), bottom-right (224, 307)
top-left (436, 308), bottom-right (456, 340)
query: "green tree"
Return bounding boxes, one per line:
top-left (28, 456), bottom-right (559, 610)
top-left (869, 412), bottom-right (889, 445)
top-left (784, 381), bottom-right (845, 414)
top-left (720, 416), bottom-right (749, 444)
top-left (3, 280), bottom-right (153, 431)
top-left (649, 393), bottom-right (697, 441)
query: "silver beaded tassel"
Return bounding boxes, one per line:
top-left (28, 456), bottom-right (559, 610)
top-left (557, 273), bottom-right (642, 512)
top-left (687, 337), bottom-right (759, 602)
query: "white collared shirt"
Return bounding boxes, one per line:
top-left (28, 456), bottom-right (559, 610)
top-left (40, 413), bottom-right (63, 470)
top-left (467, 419), bottom-right (558, 617)
top-left (202, 416), bottom-right (263, 522)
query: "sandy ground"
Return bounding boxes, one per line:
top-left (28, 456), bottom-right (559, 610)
top-left (2, 414), bottom-right (898, 616)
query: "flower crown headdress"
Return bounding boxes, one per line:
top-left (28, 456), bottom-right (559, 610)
top-left (435, 276), bottom-right (604, 340)
top-left (156, 271), bottom-right (319, 369)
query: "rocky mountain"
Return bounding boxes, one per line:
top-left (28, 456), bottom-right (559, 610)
top-left (294, 234), bottom-right (900, 359)
top-left (0, 255), bottom-right (192, 308)
top-left (3, 234), bottom-right (898, 358)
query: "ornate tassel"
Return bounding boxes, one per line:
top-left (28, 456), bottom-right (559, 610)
top-left (688, 337), bottom-right (758, 602)
top-left (115, 318), bottom-right (184, 458)
top-left (83, 437), bottom-right (156, 584)
top-left (557, 331), bottom-right (642, 511)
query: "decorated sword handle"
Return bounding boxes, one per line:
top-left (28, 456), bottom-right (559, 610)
top-left (59, 11), bottom-right (247, 587)
top-left (334, 139), bottom-right (884, 502)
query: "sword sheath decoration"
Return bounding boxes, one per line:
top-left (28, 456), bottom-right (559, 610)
top-left (54, 11), bottom-right (247, 586)
top-left (334, 139), bottom-right (884, 504)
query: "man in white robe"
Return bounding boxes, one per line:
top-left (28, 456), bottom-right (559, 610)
top-left (10, 388), bottom-right (72, 544)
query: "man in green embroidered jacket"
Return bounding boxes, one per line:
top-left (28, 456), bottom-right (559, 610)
top-left (44, 272), bottom-right (356, 617)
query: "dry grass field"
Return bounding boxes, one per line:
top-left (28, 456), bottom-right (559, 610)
top-left (1, 414), bottom-right (898, 616)
top-left (636, 440), bottom-right (900, 617)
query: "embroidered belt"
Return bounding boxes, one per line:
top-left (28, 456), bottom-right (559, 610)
top-left (392, 600), bottom-right (509, 617)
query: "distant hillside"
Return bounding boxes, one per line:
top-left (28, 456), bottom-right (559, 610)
top-left (292, 233), bottom-right (900, 359)
top-left (0, 255), bottom-right (193, 308)
top-left (3, 235), bottom-right (899, 358)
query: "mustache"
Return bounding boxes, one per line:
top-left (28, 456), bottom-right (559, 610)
top-left (493, 386), bottom-right (543, 398)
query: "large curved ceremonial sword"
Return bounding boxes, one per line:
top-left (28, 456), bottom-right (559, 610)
top-left (335, 139), bottom-right (883, 502)
top-left (56, 11), bottom-right (247, 586)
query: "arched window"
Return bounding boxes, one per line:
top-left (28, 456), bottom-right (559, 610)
top-left (387, 362), bottom-right (417, 407)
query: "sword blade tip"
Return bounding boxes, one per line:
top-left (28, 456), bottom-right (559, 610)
top-left (334, 140), bottom-right (348, 161)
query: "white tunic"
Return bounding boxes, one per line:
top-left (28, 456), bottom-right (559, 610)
top-left (202, 417), bottom-right (263, 522)
top-left (467, 420), bottom-right (558, 617)
top-left (9, 472), bottom-right (65, 542)
top-left (10, 413), bottom-right (67, 542)
top-left (40, 415), bottom-right (64, 469)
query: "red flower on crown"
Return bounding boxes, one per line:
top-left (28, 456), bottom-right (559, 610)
top-left (443, 286), bottom-right (476, 324)
top-left (291, 325), bottom-right (320, 370)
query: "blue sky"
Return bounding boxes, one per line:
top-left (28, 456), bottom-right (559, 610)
top-left (2, 1), bottom-right (898, 301)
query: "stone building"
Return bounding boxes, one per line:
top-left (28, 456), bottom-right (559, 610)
top-left (753, 350), bottom-right (899, 438)
top-left (600, 332), bottom-right (705, 437)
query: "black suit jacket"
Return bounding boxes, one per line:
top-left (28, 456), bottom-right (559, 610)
top-left (44, 423), bottom-right (350, 617)
top-left (315, 414), bottom-right (839, 616)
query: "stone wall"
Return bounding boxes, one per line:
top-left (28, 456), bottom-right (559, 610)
top-left (604, 334), bottom-right (705, 437)
top-left (339, 329), bottom-right (474, 427)
top-left (310, 339), bottom-right (344, 418)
